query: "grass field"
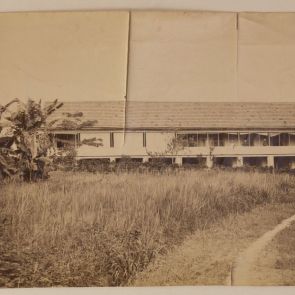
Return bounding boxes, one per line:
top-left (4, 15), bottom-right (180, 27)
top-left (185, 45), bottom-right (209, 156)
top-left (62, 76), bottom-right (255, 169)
top-left (0, 169), bottom-right (295, 287)
top-left (132, 202), bottom-right (295, 286)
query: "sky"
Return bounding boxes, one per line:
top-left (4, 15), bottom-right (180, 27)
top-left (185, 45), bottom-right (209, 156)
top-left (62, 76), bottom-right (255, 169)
top-left (0, 11), bottom-right (295, 105)
top-left (0, 11), bottom-right (129, 104)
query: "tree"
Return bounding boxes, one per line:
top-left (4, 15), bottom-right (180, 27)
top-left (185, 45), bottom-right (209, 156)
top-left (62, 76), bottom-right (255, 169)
top-left (0, 98), bottom-right (63, 181)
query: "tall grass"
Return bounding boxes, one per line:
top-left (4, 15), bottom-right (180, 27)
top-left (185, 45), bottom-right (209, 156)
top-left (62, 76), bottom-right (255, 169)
top-left (0, 170), bottom-right (294, 287)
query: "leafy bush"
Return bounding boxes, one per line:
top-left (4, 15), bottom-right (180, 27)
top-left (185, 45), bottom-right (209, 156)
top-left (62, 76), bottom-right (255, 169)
top-left (0, 99), bottom-right (63, 181)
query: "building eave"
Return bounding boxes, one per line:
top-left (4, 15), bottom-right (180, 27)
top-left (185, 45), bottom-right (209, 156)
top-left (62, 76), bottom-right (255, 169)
top-left (50, 126), bottom-right (295, 133)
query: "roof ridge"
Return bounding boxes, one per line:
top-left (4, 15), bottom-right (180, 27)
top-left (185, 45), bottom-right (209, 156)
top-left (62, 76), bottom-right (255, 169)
top-left (126, 101), bottom-right (295, 104)
top-left (60, 100), bottom-right (125, 103)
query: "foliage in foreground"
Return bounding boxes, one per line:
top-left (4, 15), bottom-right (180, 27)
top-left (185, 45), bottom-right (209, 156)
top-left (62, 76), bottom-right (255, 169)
top-left (0, 98), bottom-right (101, 181)
top-left (0, 170), bottom-right (294, 287)
top-left (0, 99), bottom-right (63, 181)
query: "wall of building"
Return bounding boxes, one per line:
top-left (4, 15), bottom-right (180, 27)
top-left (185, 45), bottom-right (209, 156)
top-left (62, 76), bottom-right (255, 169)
top-left (77, 131), bottom-right (176, 158)
top-left (78, 131), bottom-right (121, 158)
top-left (80, 132), bottom-right (110, 148)
top-left (121, 132), bottom-right (145, 155)
top-left (60, 130), bottom-right (295, 169)
top-left (145, 132), bottom-right (175, 154)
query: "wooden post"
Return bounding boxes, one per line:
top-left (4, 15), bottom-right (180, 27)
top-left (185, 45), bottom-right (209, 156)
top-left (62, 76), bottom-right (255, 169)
top-left (206, 156), bottom-right (213, 168)
top-left (236, 156), bottom-right (243, 167)
top-left (267, 155), bottom-right (274, 168)
top-left (175, 157), bottom-right (183, 166)
top-left (110, 157), bottom-right (116, 163)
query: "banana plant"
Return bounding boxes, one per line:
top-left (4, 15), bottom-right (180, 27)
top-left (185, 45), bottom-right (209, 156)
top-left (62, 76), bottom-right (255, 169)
top-left (0, 99), bottom-right (63, 181)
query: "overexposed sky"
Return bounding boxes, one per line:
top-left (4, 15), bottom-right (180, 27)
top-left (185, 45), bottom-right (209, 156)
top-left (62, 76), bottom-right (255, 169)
top-left (128, 11), bottom-right (237, 101)
top-left (0, 11), bottom-right (129, 104)
top-left (238, 13), bottom-right (295, 101)
top-left (1, 0), bottom-right (295, 12)
top-left (1, 10), bottom-right (295, 104)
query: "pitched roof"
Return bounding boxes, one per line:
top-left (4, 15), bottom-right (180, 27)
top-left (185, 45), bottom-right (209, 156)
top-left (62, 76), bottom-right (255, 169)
top-left (48, 101), bottom-right (295, 130)
top-left (48, 101), bottom-right (125, 129)
top-left (126, 102), bottom-right (295, 130)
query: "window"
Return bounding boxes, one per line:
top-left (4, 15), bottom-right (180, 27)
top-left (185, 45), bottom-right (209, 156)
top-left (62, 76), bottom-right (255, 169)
top-left (280, 133), bottom-right (290, 146)
top-left (143, 132), bottom-right (147, 147)
top-left (176, 134), bottom-right (188, 146)
top-left (269, 133), bottom-right (280, 146)
top-left (240, 133), bottom-right (250, 146)
top-left (110, 132), bottom-right (114, 148)
top-left (249, 133), bottom-right (269, 146)
top-left (249, 133), bottom-right (260, 146)
top-left (269, 133), bottom-right (290, 146)
top-left (54, 133), bottom-right (79, 148)
top-left (188, 134), bottom-right (198, 147)
top-left (290, 133), bottom-right (295, 146)
top-left (251, 132), bottom-right (293, 146)
top-left (208, 134), bottom-right (219, 146)
top-left (198, 133), bottom-right (207, 146)
top-left (228, 133), bottom-right (239, 145)
top-left (176, 134), bottom-right (198, 147)
top-left (219, 133), bottom-right (229, 146)
top-left (171, 132), bottom-right (295, 147)
top-left (259, 133), bottom-right (269, 146)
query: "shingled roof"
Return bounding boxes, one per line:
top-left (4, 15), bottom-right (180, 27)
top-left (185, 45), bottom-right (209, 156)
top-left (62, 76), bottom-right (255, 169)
top-left (48, 101), bottom-right (125, 129)
top-left (49, 101), bottom-right (295, 130)
top-left (126, 102), bottom-right (295, 130)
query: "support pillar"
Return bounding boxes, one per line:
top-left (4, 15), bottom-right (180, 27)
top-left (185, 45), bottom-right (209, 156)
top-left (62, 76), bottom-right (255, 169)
top-left (110, 157), bottom-right (116, 163)
top-left (267, 155), bottom-right (274, 168)
top-left (206, 156), bottom-right (213, 169)
top-left (175, 157), bottom-right (183, 166)
top-left (236, 156), bottom-right (244, 167)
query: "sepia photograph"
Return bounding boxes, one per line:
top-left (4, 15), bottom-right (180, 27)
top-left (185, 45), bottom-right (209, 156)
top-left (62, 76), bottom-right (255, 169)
top-left (0, 1), bottom-right (295, 292)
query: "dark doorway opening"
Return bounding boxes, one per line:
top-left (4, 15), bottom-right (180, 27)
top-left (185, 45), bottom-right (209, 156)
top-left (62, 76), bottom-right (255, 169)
top-left (275, 157), bottom-right (295, 170)
top-left (183, 157), bottom-right (206, 166)
top-left (215, 157), bottom-right (236, 167)
top-left (244, 157), bottom-right (267, 167)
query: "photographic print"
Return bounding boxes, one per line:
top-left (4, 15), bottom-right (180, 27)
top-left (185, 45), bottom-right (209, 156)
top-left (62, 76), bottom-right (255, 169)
top-left (0, 10), bottom-right (295, 288)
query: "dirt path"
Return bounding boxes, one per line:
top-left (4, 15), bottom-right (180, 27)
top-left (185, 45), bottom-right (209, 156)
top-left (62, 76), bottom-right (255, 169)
top-left (235, 221), bottom-right (295, 286)
top-left (131, 202), bottom-right (295, 286)
top-left (228, 213), bottom-right (295, 285)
